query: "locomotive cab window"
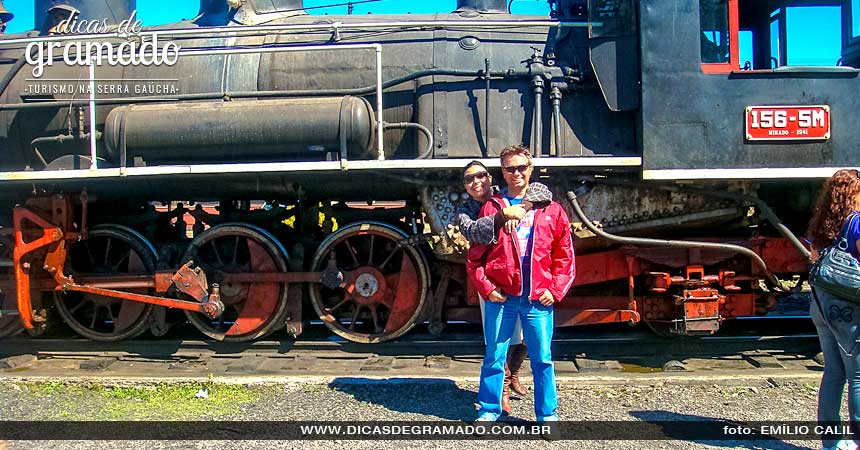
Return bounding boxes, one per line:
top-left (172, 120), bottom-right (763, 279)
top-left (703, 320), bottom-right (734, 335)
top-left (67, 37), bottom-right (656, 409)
top-left (700, 0), bottom-right (732, 64)
top-left (846, 0), bottom-right (860, 64)
top-left (700, 0), bottom-right (848, 72)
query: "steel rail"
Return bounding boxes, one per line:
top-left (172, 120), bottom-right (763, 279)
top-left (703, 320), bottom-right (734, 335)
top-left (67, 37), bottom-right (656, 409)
top-left (0, 332), bottom-right (820, 361)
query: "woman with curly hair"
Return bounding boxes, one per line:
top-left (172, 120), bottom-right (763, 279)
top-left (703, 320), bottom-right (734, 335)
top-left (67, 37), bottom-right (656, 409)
top-left (808, 169), bottom-right (860, 450)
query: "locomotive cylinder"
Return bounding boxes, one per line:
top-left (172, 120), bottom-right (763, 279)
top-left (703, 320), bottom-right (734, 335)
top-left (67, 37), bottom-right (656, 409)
top-left (103, 96), bottom-right (376, 165)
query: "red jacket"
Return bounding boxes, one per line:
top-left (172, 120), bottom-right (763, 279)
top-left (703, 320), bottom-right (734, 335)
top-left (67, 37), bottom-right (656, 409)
top-left (467, 194), bottom-right (575, 302)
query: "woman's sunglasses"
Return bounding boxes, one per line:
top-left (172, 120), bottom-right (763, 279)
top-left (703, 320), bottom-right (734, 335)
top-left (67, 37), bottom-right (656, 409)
top-left (503, 164), bottom-right (530, 174)
top-left (463, 171), bottom-right (489, 184)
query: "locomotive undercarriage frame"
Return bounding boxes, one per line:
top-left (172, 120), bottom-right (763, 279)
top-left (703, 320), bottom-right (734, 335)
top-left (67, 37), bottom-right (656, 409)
top-left (0, 183), bottom-right (812, 341)
top-left (2, 194), bottom-right (333, 341)
top-left (1, 192), bottom-right (438, 342)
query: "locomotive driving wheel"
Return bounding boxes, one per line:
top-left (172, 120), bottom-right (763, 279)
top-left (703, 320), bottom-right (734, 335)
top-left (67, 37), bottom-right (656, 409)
top-left (309, 222), bottom-right (430, 344)
top-left (0, 236), bottom-right (24, 338)
top-left (181, 223), bottom-right (290, 342)
top-left (55, 225), bottom-right (157, 341)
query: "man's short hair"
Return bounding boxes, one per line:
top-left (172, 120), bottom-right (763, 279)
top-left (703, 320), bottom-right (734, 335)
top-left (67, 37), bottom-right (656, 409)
top-left (499, 144), bottom-right (532, 164)
top-left (463, 160), bottom-right (488, 175)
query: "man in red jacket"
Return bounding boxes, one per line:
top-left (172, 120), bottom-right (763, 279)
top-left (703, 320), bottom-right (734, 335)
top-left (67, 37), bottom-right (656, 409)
top-left (467, 144), bottom-right (575, 424)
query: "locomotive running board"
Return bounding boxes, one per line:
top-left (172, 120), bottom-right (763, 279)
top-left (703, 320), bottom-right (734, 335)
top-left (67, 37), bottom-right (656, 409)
top-left (0, 157), bottom-right (642, 181)
top-left (643, 166), bottom-right (854, 180)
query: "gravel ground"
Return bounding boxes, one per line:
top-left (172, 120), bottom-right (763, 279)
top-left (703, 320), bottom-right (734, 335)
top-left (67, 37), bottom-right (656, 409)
top-left (0, 377), bottom-right (831, 449)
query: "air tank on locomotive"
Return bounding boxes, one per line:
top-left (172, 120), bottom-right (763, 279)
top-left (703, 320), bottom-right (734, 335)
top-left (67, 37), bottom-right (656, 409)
top-left (0, 0), bottom-right (384, 173)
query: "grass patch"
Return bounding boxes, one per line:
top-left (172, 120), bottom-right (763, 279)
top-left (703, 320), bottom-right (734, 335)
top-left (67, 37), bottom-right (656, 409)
top-left (21, 382), bottom-right (260, 420)
top-left (99, 383), bottom-right (258, 420)
top-left (28, 381), bottom-right (68, 396)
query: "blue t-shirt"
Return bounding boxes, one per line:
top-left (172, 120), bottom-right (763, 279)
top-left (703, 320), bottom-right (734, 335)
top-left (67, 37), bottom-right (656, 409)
top-left (505, 194), bottom-right (535, 296)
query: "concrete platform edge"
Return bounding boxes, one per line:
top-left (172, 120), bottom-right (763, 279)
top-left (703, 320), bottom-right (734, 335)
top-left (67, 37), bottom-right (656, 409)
top-left (0, 370), bottom-right (823, 387)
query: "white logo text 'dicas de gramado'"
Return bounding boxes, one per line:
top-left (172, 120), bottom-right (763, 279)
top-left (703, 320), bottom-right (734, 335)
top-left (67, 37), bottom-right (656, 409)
top-left (25, 11), bottom-right (180, 78)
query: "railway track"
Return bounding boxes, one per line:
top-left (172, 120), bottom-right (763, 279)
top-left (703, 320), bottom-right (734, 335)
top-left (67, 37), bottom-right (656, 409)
top-left (0, 332), bottom-right (822, 357)
top-left (0, 320), bottom-right (823, 381)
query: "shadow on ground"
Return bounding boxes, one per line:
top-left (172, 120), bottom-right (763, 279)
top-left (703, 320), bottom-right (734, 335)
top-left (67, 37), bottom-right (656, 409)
top-left (629, 410), bottom-right (812, 450)
top-left (329, 377), bottom-right (477, 421)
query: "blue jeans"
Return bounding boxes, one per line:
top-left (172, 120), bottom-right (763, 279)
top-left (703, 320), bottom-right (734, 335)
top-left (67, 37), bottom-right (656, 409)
top-left (477, 294), bottom-right (558, 421)
top-left (478, 295), bottom-right (523, 345)
top-left (811, 288), bottom-right (860, 448)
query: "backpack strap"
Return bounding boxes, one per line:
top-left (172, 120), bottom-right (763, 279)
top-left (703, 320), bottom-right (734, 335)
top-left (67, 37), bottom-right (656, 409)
top-left (838, 212), bottom-right (859, 241)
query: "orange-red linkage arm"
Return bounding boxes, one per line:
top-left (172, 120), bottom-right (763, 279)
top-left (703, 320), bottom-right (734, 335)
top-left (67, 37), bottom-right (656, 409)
top-left (13, 206), bottom-right (67, 329)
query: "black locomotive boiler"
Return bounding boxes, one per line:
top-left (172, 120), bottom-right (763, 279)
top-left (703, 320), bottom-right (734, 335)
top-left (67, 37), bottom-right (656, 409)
top-left (0, 0), bottom-right (849, 343)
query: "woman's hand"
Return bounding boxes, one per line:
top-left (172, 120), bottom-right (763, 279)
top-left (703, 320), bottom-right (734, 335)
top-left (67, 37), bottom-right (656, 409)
top-left (809, 247), bottom-right (820, 263)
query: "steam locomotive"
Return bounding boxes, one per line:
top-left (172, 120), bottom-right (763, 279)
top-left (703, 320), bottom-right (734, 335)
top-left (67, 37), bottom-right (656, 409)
top-left (0, 0), bottom-right (845, 344)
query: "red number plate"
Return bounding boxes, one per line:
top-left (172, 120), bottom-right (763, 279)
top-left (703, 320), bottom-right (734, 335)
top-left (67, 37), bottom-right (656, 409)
top-left (745, 105), bottom-right (830, 141)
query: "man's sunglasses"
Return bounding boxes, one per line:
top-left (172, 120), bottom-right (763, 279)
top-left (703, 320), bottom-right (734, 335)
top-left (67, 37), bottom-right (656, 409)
top-left (503, 164), bottom-right (531, 174)
top-left (463, 171), bottom-right (489, 184)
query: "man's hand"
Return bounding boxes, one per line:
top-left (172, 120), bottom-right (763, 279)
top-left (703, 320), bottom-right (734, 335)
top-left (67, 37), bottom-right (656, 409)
top-left (502, 206), bottom-right (526, 221)
top-left (487, 290), bottom-right (507, 303)
top-left (538, 289), bottom-right (555, 306)
top-left (504, 219), bottom-right (519, 234)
